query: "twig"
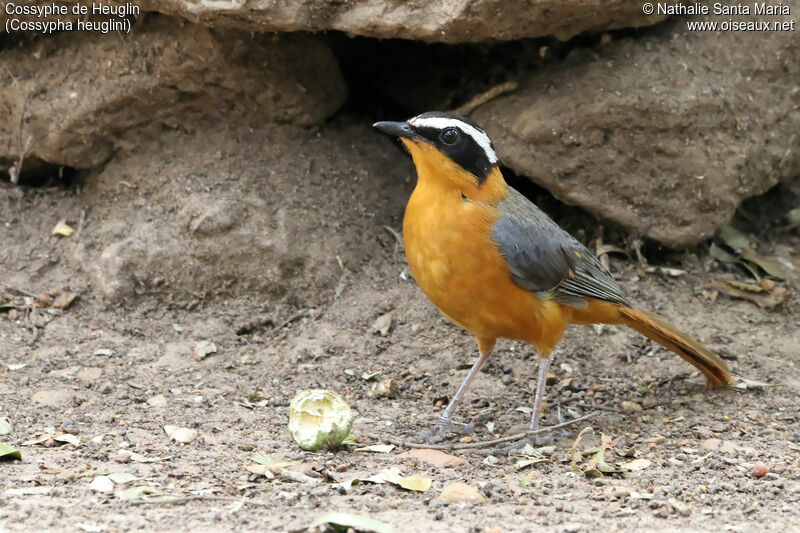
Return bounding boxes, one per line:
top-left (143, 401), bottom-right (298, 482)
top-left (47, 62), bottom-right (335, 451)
top-left (128, 495), bottom-right (273, 508)
top-left (1, 281), bottom-right (37, 298)
top-left (265, 309), bottom-right (309, 337)
top-left (454, 81), bottom-right (519, 116)
top-left (389, 412), bottom-right (598, 451)
top-left (569, 402), bottom-right (622, 413)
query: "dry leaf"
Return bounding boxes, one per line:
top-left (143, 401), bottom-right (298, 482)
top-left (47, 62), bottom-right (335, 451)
top-left (398, 474), bottom-right (432, 492)
top-left (621, 458), bottom-right (652, 471)
top-left (52, 221), bottom-right (74, 237)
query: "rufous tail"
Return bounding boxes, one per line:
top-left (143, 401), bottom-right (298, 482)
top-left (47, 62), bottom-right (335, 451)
top-left (617, 306), bottom-right (734, 388)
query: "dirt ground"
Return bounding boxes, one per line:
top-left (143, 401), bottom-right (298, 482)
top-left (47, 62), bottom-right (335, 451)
top-left (1, 115), bottom-right (800, 532)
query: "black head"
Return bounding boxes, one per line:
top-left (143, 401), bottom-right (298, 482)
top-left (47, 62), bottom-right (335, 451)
top-left (373, 111), bottom-right (499, 183)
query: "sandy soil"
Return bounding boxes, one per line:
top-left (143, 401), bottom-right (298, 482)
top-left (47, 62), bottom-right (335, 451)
top-left (1, 117), bottom-right (799, 532)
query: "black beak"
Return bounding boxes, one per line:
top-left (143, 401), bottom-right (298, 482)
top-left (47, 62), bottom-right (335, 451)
top-left (373, 121), bottom-right (419, 140)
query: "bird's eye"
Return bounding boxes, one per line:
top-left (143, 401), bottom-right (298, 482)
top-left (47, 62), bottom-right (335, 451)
top-left (440, 128), bottom-right (459, 145)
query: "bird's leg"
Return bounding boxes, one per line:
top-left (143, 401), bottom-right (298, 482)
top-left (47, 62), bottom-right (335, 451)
top-left (495, 355), bottom-right (554, 454)
top-left (529, 357), bottom-right (551, 432)
top-left (419, 338), bottom-right (495, 444)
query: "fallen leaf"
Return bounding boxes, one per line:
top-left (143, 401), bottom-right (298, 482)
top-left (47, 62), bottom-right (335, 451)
top-left (53, 433), bottom-right (81, 446)
top-left (621, 458), bottom-right (652, 472)
top-left (164, 425), bottom-right (198, 444)
top-left (107, 472), bottom-right (138, 485)
top-left (51, 291), bottom-right (77, 310)
top-left (89, 476), bottom-right (114, 493)
top-left (128, 452), bottom-right (171, 463)
top-left (0, 442), bottom-right (21, 461)
top-left (354, 444), bottom-right (395, 453)
top-left (705, 281), bottom-right (789, 309)
top-left (719, 225), bottom-right (751, 251)
top-left (734, 377), bottom-right (777, 391)
top-left (709, 243), bottom-right (739, 264)
top-left (397, 448), bottom-right (468, 468)
top-left (5, 486), bottom-right (52, 496)
top-left (52, 221), bottom-right (74, 237)
top-left (309, 512), bottom-right (392, 533)
top-left (398, 474), bottom-right (432, 492)
top-left (117, 486), bottom-right (163, 500)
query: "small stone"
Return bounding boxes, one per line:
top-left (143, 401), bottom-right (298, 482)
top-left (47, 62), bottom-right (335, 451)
top-left (147, 394), bottom-right (168, 408)
top-left (438, 482), bottom-right (485, 504)
top-left (668, 498), bottom-right (692, 517)
top-left (373, 379), bottom-right (399, 398)
top-left (93, 348), bottom-right (114, 357)
top-left (459, 436), bottom-right (473, 444)
top-left (113, 450), bottom-right (132, 463)
top-left (701, 438), bottom-right (721, 450)
top-left (371, 313), bottom-right (394, 336)
top-left (32, 389), bottom-right (74, 408)
top-left (545, 372), bottom-right (558, 385)
top-left (398, 449), bottom-right (468, 468)
top-left (621, 401), bottom-right (642, 413)
top-left (192, 341), bottom-right (217, 360)
top-left (752, 461), bottom-right (769, 478)
top-left (0, 417), bottom-right (12, 436)
top-left (164, 425), bottom-right (198, 444)
top-left (77, 367), bottom-right (103, 382)
top-left (89, 475), bottom-right (114, 493)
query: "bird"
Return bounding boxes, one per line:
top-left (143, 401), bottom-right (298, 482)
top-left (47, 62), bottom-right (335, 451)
top-left (373, 111), bottom-right (735, 445)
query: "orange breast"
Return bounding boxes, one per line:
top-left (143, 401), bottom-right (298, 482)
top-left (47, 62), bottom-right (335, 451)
top-left (403, 180), bottom-right (569, 355)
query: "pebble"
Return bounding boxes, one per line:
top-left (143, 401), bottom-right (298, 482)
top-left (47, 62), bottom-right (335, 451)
top-left (89, 476), bottom-right (114, 493)
top-left (0, 417), bottom-right (12, 436)
top-left (621, 401), bottom-right (642, 413)
top-left (32, 389), bottom-right (74, 408)
top-left (752, 461), bottom-right (769, 478)
top-left (438, 482), bottom-right (485, 504)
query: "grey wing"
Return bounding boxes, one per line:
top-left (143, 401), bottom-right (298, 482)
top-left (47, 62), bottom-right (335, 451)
top-left (491, 189), bottom-right (629, 308)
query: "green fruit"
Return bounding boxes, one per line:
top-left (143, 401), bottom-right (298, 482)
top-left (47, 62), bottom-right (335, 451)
top-left (288, 389), bottom-right (354, 451)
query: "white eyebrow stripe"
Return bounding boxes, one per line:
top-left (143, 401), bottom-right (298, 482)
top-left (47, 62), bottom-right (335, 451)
top-left (408, 116), bottom-right (498, 164)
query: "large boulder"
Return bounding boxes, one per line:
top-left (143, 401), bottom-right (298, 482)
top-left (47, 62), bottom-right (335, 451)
top-left (65, 118), bottom-right (410, 306)
top-left (0, 16), bottom-right (346, 171)
top-left (1, 1), bottom-right (665, 42)
top-left (475, 15), bottom-right (800, 248)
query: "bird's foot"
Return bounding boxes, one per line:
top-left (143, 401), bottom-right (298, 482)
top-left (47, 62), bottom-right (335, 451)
top-left (416, 419), bottom-right (475, 444)
top-left (493, 432), bottom-right (555, 456)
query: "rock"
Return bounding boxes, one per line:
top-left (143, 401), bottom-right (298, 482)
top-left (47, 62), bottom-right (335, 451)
top-left (146, 394), bottom-right (168, 408)
top-left (474, 16), bottom-right (800, 248)
top-left (77, 367), bottom-right (103, 382)
top-left (668, 498), bottom-right (692, 517)
top-left (164, 425), bottom-right (198, 444)
top-left (192, 341), bottom-right (217, 361)
top-left (4, 1), bottom-right (666, 42)
top-left (398, 449), bottom-right (468, 468)
top-left (701, 438), bottom-right (721, 450)
top-left (32, 389), bottom-right (74, 408)
top-left (621, 401), bottom-right (642, 413)
top-left (372, 379), bottom-right (399, 398)
top-left (438, 481), bottom-right (485, 504)
top-left (69, 119), bottom-right (410, 306)
top-left (0, 418), bottom-right (12, 436)
top-left (371, 313), bottom-right (394, 336)
top-left (89, 475), bottom-right (114, 493)
top-left (0, 16), bottom-right (346, 171)
top-left (752, 461), bottom-right (769, 478)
